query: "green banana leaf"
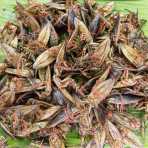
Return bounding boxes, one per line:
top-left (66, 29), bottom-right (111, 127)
top-left (0, 0), bottom-right (148, 34)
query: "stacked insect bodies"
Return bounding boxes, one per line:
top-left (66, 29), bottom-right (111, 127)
top-left (0, 0), bottom-right (147, 147)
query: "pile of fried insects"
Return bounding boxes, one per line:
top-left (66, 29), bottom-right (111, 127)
top-left (0, 0), bottom-right (148, 147)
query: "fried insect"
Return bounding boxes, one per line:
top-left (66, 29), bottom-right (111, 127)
top-left (0, 0), bottom-right (146, 147)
